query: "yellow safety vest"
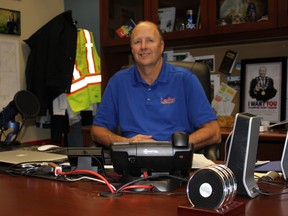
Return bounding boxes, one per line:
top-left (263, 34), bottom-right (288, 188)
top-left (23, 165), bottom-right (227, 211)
top-left (66, 29), bottom-right (101, 112)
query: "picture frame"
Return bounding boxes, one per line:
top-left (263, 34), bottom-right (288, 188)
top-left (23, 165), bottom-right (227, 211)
top-left (240, 57), bottom-right (287, 123)
top-left (158, 7), bottom-right (176, 33)
top-left (217, 0), bottom-right (268, 25)
top-left (194, 55), bottom-right (215, 72)
top-left (0, 8), bottom-right (21, 35)
top-left (172, 52), bottom-right (191, 61)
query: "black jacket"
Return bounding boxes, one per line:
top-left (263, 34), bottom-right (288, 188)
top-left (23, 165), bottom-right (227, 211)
top-left (24, 10), bottom-right (77, 115)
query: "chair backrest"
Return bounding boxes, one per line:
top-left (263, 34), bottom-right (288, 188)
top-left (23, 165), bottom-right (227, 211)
top-left (168, 61), bottom-right (212, 102)
top-left (167, 61), bottom-right (218, 160)
top-left (116, 61), bottom-right (216, 160)
top-left (122, 61), bottom-right (212, 102)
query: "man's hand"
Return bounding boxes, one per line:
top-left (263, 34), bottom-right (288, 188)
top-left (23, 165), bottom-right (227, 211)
top-left (255, 81), bottom-right (261, 92)
top-left (128, 134), bottom-right (154, 142)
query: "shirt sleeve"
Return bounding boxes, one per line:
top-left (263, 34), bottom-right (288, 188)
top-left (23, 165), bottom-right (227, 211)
top-left (185, 72), bottom-right (217, 129)
top-left (93, 77), bottom-right (118, 131)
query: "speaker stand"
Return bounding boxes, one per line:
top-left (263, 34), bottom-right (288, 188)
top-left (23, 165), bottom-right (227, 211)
top-left (178, 201), bottom-right (245, 216)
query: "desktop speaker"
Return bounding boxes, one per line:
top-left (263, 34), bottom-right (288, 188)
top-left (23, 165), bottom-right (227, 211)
top-left (281, 130), bottom-right (288, 180)
top-left (187, 164), bottom-right (237, 209)
top-left (226, 112), bottom-right (261, 198)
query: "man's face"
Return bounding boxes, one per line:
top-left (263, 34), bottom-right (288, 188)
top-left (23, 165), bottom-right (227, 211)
top-left (130, 22), bottom-right (164, 67)
top-left (259, 67), bottom-right (267, 78)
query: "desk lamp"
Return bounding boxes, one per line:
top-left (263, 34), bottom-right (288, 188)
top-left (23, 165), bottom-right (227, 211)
top-left (0, 90), bottom-right (40, 148)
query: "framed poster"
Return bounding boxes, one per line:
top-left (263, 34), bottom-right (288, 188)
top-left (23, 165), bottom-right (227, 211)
top-left (0, 8), bottom-right (21, 35)
top-left (240, 57), bottom-right (287, 123)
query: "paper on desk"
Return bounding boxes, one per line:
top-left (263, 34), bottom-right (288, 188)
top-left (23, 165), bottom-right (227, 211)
top-left (255, 161), bottom-right (281, 172)
top-left (192, 153), bottom-right (215, 169)
top-left (255, 160), bottom-right (270, 166)
top-left (213, 101), bottom-right (235, 116)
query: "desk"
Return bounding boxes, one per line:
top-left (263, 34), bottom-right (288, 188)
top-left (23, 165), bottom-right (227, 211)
top-left (1, 172), bottom-right (288, 216)
top-left (220, 127), bottom-right (287, 161)
top-left (83, 126), bottom-right (287, 161)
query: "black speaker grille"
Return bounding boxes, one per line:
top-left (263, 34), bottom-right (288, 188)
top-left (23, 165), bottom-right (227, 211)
top-left (14, 90), bottom-right (40, 118)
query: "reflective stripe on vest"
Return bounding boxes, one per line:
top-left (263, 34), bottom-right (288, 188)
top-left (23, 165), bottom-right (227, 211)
top-left (70, 65), bottom-right (101, 93)
top-left (67, 29), bottom-right (101, 112)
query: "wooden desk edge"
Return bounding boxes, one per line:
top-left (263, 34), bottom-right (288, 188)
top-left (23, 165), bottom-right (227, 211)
top-left (220, 127), bottom-right (286, 141)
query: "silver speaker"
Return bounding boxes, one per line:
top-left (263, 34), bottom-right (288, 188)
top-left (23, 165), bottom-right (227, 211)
top-left (281, 130), bottom-right (288, 180)
top-left (186, 164), bottom-right (237, 209)
top-left (226, 112), bottom-right (260, 198)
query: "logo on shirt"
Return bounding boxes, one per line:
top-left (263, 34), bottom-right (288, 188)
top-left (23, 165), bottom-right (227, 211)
top-left (160, 96), bottom-right (175, 104)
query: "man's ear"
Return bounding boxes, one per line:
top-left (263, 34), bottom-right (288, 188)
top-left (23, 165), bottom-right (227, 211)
top-left (160, 40), bottom-right (165, 52)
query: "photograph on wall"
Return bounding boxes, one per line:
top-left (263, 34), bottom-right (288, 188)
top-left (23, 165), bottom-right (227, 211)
top-left (217, 0), bottom-right (268, 25)
top-left (0, 8), bottom-right (21, 35)
top-left (240, 57), bottom-right (287, 123)
top-left (172, 52), bottom-right (193, 61)
top-left (211, 74), bottom-right (221, 99)
top-left (194, 55), bottom-right (215, 72)
top-left (226, 75), bottom-right (240, 90)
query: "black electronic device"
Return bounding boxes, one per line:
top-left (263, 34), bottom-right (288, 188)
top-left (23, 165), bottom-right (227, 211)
top-left (219, 50), bottom-right (238, 74)
top-left (226, 112), bottom-right (260, 198)
top-left (0, 90), bottom-right (40, 147)
top-left (0, 90), bottom-right (40, 127)
top-left (67, 147), bottom-right (104, 173)
top-left (187, 164), bottom-right (237, 209)
top-left (110, 132), bottom-right (194, 191)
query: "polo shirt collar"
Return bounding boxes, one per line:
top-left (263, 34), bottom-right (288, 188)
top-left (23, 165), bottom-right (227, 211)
top-left (132, 60), bottom-right (169, 86)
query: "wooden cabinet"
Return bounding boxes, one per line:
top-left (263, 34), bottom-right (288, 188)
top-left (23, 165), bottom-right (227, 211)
top-left (99, 0), bottom-right (288, 92)
top-left (100, 0), bottom-right (207, 46)
top-left (100, 0), bottom-right (150, 46)
top-left (100, 0), bottom-right (208, 91)
top-left (151, 0), bottom-right (209, 41)
top-left (208, 0), bottom-right (277, 34)
top-left (278, 0), bottom-right (288, 27)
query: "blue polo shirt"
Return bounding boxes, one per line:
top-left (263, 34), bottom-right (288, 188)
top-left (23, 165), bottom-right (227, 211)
top-left (94, 61), bottom-right (216, 141)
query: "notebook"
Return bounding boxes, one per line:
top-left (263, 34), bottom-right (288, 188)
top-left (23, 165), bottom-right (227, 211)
top-left (255, 161), bottom-right (281, 172)
top-left (0, 149), bottom-right (67, 165)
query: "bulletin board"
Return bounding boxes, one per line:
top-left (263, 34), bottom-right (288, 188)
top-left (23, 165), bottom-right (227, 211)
top-left (0, 39), bottom-right (20, 110)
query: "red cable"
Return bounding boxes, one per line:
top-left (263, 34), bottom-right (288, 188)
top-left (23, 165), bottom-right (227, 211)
top-left (121, 184), bottom-right (154, 192)
top-left (59, 169), bottom-right (115, 194)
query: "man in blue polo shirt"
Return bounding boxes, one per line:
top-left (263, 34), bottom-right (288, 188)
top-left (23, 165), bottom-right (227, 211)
top-left (91, 21), bottom-right (221, 151)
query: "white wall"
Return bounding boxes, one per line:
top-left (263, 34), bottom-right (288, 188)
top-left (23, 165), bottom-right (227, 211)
top-left (0, 0), bottom-right (65, 142)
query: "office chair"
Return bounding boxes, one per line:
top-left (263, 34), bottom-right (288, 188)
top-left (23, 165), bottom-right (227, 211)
top-left (167, 61), bottom-right (218, 160)
top-left (168, 61), bottom-right (212, 102)
top-left (93, 61), bottom-right (219, 161)
top-left (128, 61), bottom-right (218, 159)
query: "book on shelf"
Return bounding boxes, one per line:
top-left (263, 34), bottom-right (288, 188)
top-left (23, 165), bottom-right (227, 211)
top-left (115, 18), bottom-right (136, 38)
